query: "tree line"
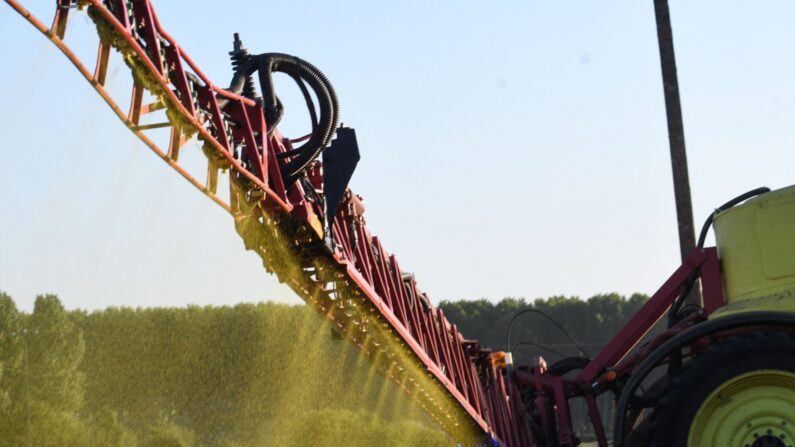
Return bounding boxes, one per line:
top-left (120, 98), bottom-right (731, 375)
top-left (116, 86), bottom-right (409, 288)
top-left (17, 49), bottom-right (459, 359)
top-left (0, 291), bottom-right (647, 446)
top-left (440, 293), bottom-right (648, 364)
top-left (0, 292), bottom-right (449, 447)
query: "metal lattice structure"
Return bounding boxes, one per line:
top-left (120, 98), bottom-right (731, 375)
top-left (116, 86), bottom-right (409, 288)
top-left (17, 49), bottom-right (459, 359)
top-left (5, 1), bottom-right (531, 445)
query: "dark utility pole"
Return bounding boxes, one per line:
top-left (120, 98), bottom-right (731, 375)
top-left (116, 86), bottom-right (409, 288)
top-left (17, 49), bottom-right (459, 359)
top-left (653, 0), bottom-right (701, 305)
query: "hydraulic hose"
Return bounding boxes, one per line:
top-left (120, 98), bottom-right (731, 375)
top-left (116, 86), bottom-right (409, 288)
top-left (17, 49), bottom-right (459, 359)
top-left (668, 187), bottom-right (770, 325)
top-left (223, 52), bottom-right (340, 188)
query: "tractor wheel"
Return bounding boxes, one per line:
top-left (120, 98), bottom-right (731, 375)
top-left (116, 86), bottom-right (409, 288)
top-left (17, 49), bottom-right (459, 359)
top-left (648, 331), bottom-right (795, 447)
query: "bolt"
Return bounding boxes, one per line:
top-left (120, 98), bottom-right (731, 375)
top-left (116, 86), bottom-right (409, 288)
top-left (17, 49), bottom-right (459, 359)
top-left (754, 433), bottom-right (759, 438)
top-left (769, 429), bottom-right (774, 435)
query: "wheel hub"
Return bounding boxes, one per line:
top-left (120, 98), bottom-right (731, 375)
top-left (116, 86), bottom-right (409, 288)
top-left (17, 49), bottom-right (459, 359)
top-left (752, 434), bottom-right (786, 447)
top-left (688, 370), bottom-right (795, 447)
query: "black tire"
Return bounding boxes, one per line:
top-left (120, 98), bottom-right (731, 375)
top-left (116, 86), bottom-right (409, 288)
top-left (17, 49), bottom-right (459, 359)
top-left (648, 331), bottom-right (795, 447)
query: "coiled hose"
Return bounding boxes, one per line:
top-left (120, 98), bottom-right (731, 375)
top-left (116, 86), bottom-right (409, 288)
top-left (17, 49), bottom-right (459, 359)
top-left (224, 52), bottom-right (339, 187)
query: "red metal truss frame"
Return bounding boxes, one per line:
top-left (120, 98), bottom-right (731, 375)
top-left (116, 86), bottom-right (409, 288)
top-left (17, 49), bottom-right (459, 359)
top-left (513, 247), bottom-right (726, 447)
top-left (5, 0), bottom-right (532, 445)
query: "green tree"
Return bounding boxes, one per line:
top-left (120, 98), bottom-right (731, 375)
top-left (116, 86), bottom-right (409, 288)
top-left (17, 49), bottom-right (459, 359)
top-left (89, 409), bottom-right (139, 447)
top-left (0, 292), bottom-right (24, 446)
top-left (2, 295), bottom-right (88, 447)
top-left (26, 295), bottom-right (85, 413)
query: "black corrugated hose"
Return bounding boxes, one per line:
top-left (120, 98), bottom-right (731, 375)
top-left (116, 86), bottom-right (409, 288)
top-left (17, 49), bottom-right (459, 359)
top-left (225, 52), bottom-right (340, 187)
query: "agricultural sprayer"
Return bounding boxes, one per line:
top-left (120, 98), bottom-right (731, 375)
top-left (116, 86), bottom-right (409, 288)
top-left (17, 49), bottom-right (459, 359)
top-left (5, 1), bottom-right (794, 446)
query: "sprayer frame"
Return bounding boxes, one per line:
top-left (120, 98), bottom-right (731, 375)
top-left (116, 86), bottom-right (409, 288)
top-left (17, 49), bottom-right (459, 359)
top-left (513, 247), bottom-right (726, 447)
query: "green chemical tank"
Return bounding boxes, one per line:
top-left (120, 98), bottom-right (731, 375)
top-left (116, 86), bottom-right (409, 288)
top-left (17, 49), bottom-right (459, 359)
top-left (712, 184), bottom-right (795, 317)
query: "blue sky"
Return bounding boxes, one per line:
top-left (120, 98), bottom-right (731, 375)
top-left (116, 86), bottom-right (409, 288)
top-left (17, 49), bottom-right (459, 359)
top-left (2, 1), bottom-right (794, 312)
